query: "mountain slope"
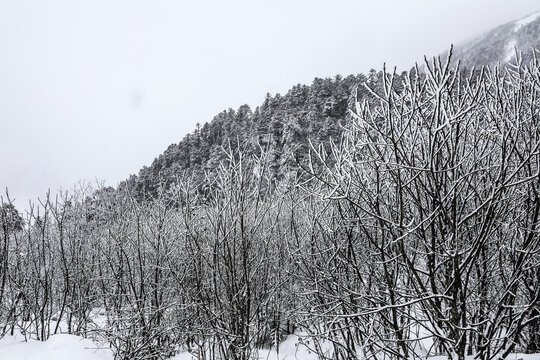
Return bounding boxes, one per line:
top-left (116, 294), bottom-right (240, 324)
top-left (121, 12), bottom-right (540, 199)
top-left (448, 10), bottom-right (540, 68)
top-left (119, 72), bottom-right (386, 199)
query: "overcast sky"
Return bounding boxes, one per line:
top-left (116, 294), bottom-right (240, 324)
top-left (1, 0), bottom-right (539, 209)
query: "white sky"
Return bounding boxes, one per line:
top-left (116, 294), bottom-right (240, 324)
top-left (1, 0), bottom-right (539, 209)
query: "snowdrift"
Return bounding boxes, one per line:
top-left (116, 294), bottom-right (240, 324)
top-left (0, 333), bottom-right (113, 360)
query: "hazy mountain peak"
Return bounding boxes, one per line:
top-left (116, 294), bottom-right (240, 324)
top-left (445, 9), bottom-right (540, 68)
top-left (514, 10), bottom-right (540, 32)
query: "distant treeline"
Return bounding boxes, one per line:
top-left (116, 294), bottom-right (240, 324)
top-left (120, 69), bottom-right (389, 199)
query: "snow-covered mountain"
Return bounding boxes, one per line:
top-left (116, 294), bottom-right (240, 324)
top-left (446, 10), bottom-right (540, 67)
top-left (122, 11), bottom-right (540, 201)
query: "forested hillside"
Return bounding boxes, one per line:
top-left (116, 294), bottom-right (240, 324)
top-left (126, 7), bottom-right (540, 200)
top-left (121, 9), bottom-right (540, 202)
top-left (119, 71), bottom-right (387, 199)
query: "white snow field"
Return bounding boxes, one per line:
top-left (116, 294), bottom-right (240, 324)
top-left (171, 334), bottom-right (330, 360)
top-left (0, 333), bottom-right (113, 360)
top-left (0, 333), bottom-right (325, 360)
top-left (0, 331), bottom-right (538, 360)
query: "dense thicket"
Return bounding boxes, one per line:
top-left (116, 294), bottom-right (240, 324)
top-left (1, 52), bottom-right (539, 360)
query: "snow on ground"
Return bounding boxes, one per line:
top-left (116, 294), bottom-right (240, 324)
top-left (0, 330), bottom-right (539, 360)
top-left (0, 333), bottom-right (113, 360)
top-left (429, 355), bottom-right (540, 360)
top-left (514, 10), bottom-right (540, 31)
top-left (0, 332), bottom-right (327, 360)
top-left (171, 333), bottom-right (331, 360)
